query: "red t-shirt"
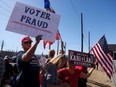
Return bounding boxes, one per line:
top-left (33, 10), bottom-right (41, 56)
top-left (75, 66), bottom-right (85, 72)
top-left (39, 73), bottom-right (42, 85)
top-left (58, 68), bottom-right (81, 87)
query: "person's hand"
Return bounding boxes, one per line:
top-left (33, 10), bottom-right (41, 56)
top-left (36, 35), bottom-right (42, 43)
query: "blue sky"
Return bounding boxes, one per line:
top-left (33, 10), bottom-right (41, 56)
top-left (0, 0), bottom-right (116, 55)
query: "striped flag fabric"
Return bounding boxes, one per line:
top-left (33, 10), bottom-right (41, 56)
top-left (91, 35), bottom-right (114, 80)
top-left (43, 32), bottom-right (60, 49)
top-left (43, 40), bottom-right (53, 49)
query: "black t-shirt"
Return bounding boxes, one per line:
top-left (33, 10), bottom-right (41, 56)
top-left (16, 51), bottom-right (40, 87)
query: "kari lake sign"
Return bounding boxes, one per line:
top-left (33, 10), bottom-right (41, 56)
top-left (68, 50), bottom-right (95, 67)
top-left (6, 2), bottom-right (60, 42)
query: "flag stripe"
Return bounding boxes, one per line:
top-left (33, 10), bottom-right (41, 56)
top-left (91, 35), bottom-right (114, 80)
top-left (93, 44), bottom-right (113, 76)
top-left (92, 47), bottom-right (111, 79)
top-left (93, 45), bottom-right (112, 76)
top-left (96, 44), bottom-right (113, 73)
top-left (107, 53), bottom-right (114, 75)
top-left (107, 53), bottom-right (113, 64)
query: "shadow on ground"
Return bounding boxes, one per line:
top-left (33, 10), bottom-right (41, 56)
top-left (87, 79), bottom-right (111, 87)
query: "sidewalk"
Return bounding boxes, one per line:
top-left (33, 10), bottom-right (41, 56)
top-left (87, 67), bottom-right (115, 87)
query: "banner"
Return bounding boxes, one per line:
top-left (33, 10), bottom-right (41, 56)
top-left (68, 50), bottom-right (95, 67)
top-left (6, 2), bottom-right (60, 42)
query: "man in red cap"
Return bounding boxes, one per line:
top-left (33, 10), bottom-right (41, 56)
top-left (15, 35), bottom-right (42, 87)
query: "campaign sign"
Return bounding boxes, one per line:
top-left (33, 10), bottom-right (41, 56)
top-left (68, 50), bottom-right (95, 67)
top-left (6, 2), bottom-right (60, 42)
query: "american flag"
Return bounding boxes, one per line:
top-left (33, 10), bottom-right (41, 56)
top-left (91, 35), bottom-right (114, 80)
top-left (43, 0), bottom-right (60, 49)
top-left (44, 0), bottom-right (55, 13)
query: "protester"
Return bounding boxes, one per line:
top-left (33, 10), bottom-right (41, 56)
top-left (0, 57), bottom-right (5, 87)
top-left (96, 61), bottom-right (99, 70)
top-left (2, 56), bottom-right (13, 87)
top-left (39, 49), bottom-right (55, 87)
top-left (39, 53), bottom-right (46, 68)
top-left (3, 56), bottom-right (14, 77)
top-left (56, 55), bottom-right (68, 70)
top-left (42, 54), bottom-right (69, 87)
top-left (77, 66), bottom-right (88, 87)
top-left (15, 35), bottom-right (42, 87)
top-left (45, 49), bottom-right (55, 63)
top-left (48, 49), bottom-right (55, 58)
top-left (58, 61), bottom-right (94, 87)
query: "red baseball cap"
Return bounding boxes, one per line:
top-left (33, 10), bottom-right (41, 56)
top-left (21, 36), bottom-right (32, 43)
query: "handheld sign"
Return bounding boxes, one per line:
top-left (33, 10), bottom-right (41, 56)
top-left (6, 2), bottom-right (60, 42)
top-left (68, 50), bottom-right (95, 67)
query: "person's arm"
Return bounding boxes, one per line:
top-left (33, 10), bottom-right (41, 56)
top-left (22, 35), bottom-right (42, 61)
top-left (79, 68), bottom-right (94, 78)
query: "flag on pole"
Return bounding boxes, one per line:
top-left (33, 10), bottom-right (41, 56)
top-left (43, 31), bottom-right (60, 49)
top-left (44, 0), bottom-right (55, 13)
top-left (44, 0), bottom-right (50, 9)
top-left (91, 35), bottom-right (114, 80)
top-left (43, 0), bottom-right (60, 49)
top-left (56, 31), bottom-right (60, 40)
top-left (43, 40), bottom-right (53, 49)
top-left (43, 40), bottom-right (48, 49)
top-left (43, 0), bottom-right (54, 49)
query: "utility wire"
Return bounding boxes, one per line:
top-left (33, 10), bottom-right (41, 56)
top-left (69, 0), bottom-right (89, 50)
top-left (0, 0), bottom-right (12, 13)
top-left (1, 0), bottom-right (12, 8)
top-left (70, 0), bottom-right (80, 18)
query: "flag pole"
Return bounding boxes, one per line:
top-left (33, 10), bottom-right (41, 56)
top-left (81, 13), bottom-right (83, 53)
top-left (88, 32), bottom-right (90, 52)
top-left (49, 45), bottom-right (51, 50)
top-left (57, 39), bottom-right (59, 55)
top-left (65, 42), bottom-right (66, 55)
top-left (1, 40), bottom-right (4, 51)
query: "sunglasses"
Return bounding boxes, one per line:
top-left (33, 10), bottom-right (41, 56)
top-left (23, 41), bottom-right (32, 44)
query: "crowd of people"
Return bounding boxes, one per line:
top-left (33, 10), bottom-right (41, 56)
top-left (0, 35), bottom-right (96, 87)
